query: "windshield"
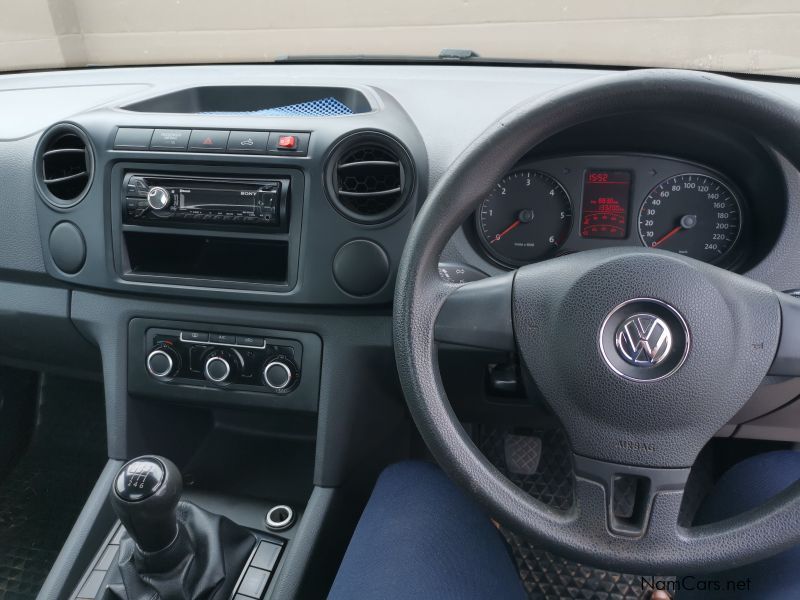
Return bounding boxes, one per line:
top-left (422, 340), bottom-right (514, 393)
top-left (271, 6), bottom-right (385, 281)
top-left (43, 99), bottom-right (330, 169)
top-left (2, 1), bottom-right (796, 77)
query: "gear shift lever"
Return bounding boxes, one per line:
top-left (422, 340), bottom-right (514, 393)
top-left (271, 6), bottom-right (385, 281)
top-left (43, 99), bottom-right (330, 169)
top-left (110, 455), bottom-right (182, 553)
top-left (104, 455), bottom-right (259, 599)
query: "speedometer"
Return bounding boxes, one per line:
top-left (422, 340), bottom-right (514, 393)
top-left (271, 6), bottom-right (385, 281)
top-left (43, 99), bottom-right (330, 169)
top-left (638, 174), bottom-right (741, 263)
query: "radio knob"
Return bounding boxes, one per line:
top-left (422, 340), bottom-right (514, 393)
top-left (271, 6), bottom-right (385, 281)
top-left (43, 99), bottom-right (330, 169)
top-left (263, 359), bottom-right (295, 390)
top-left (146, 345), bottom-right (179, 379)
top-left (147, 186), bottom-right (171, 211)
top-left (204, 355), bottom-right (233, 385)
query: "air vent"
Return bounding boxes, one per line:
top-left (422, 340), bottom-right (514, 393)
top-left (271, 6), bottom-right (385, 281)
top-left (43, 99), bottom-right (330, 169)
top-left (35, 123), bottom-right (94, 208)
top-left (325, 132), bottom-right (414, 223)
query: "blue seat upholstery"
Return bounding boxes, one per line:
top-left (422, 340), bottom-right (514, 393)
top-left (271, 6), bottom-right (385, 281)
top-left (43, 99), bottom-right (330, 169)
top-left (330, 452), bottom-right (800, 599)
top-left (679, 449), bottom-right (800, 599)
top-left (328, 461), bottom-right (527, 600)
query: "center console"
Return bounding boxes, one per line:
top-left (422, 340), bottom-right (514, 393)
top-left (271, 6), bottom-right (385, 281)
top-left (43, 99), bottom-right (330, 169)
top-left (32, 81), bottom-right (425, 600)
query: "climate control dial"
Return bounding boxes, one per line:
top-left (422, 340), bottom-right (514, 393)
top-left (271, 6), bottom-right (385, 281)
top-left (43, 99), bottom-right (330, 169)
top-left (203, 349), bottom-right (241, 386)
top-left (146, 345), bottom-right (180, 379)
top-left (263, 358), bottom-right (297, 390)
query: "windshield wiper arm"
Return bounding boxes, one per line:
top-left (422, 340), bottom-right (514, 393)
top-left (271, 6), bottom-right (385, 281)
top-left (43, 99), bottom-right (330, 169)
top-left (274, 50), bottom-right (554, 66)
top-left (437, 48), bottom-right (479, 60)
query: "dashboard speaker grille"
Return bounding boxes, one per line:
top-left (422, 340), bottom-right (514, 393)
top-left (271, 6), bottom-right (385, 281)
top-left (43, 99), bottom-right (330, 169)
top-left (326, 132), bottom-right (414, 223)
top-left (35, 124), bottom-right (93, 208)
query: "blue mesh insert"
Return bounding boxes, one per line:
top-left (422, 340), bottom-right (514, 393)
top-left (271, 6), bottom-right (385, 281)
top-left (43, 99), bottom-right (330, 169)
top-left (204, 97), bottom-right (353, 117)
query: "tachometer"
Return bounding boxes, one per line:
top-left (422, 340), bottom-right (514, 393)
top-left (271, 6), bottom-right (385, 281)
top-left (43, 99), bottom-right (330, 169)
top-left (638, 174), bottom-right (741, 263)
top-left (476, 170), bottom-right (572, 266)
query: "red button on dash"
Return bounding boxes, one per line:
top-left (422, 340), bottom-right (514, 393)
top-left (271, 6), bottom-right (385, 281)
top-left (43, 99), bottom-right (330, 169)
top-left (277, 135), bottom-right (297, 149)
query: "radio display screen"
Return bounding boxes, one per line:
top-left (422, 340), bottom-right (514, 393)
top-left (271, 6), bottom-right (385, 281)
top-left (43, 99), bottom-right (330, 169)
top-left (580, 170), bottom-right (632, 239)
top-left (177, 184), bottom-right (257, 211)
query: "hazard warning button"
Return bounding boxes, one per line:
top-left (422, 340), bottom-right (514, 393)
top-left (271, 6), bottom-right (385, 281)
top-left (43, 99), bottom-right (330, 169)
top-left (188, 129), bottom-right (231, 152)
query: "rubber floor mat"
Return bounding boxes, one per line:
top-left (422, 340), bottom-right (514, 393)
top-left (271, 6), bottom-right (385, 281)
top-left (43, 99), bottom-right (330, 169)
top-left (476, 427), bottom-right (673, 600)
top-left (0, 375), bottom-right (106, 599)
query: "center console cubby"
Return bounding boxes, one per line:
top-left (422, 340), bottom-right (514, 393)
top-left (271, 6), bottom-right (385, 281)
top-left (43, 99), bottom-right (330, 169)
top-left (125, 231), bottom-right (289, 283)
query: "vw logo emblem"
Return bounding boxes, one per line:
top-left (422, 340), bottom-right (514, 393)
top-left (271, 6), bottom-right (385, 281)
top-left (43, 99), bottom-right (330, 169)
top-left (599, 298), bottom-right (690, 382)
top-left (615, 314), bottom-right (672, 366)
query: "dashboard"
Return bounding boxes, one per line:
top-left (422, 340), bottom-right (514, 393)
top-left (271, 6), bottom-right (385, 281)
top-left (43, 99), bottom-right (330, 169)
top-left (0, 66), bottom-right (791, 304)
top-left (472, 154), bottom-right (747, 270)
top-left (0, 63), bottom-right (800, 462)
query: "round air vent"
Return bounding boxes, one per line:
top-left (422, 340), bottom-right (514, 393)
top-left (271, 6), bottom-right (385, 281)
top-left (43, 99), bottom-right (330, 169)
top-left (35, 123), bottom-right (94, 208)
top-left (325, 131), bottom-right (415, 223)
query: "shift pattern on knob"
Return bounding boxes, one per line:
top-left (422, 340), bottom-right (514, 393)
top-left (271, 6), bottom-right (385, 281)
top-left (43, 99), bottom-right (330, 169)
top-left (115, 457), bottom-right (166, 502)
top-left (111, 455), bottom-right (183, 554)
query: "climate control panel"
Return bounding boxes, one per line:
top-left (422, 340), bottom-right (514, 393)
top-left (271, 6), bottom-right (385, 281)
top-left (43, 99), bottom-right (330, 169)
top-left (145, 327), bottom-right (301, 394)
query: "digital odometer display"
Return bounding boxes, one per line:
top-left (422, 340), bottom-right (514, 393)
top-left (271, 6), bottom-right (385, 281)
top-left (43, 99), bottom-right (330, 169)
top-left (580, 170), bottom-right (632, 239)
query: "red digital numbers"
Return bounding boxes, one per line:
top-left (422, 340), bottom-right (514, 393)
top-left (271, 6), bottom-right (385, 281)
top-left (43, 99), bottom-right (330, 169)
top-left (580, 170), bottom-right (632, 239)
top-left (588, 172), bottom-right (610, 183)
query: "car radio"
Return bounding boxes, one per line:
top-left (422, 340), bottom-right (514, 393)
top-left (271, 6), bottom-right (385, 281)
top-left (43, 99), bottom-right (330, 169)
top-left (122, 173), bottom-right (289, 229)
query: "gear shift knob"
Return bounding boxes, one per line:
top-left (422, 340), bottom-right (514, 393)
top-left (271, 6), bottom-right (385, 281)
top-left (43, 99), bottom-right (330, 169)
top-left (110, 455), bottom-right (182, 553)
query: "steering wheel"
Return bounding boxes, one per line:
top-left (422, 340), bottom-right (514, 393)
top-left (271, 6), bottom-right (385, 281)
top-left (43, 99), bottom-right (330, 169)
top-left (393, 69), bottom-right (800, 573)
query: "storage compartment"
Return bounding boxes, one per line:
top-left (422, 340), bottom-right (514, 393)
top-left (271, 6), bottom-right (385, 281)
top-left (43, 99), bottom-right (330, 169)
top-left (123, 85), bottom-right (372, 116)
top-left (126, 398), bottom-right (316, 502)
top-left (125, 231), bottom-right (288, 284)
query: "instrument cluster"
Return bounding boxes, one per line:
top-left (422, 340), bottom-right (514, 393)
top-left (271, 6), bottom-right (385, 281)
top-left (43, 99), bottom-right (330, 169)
top-left (474, 154), bottom-right (746, 269)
